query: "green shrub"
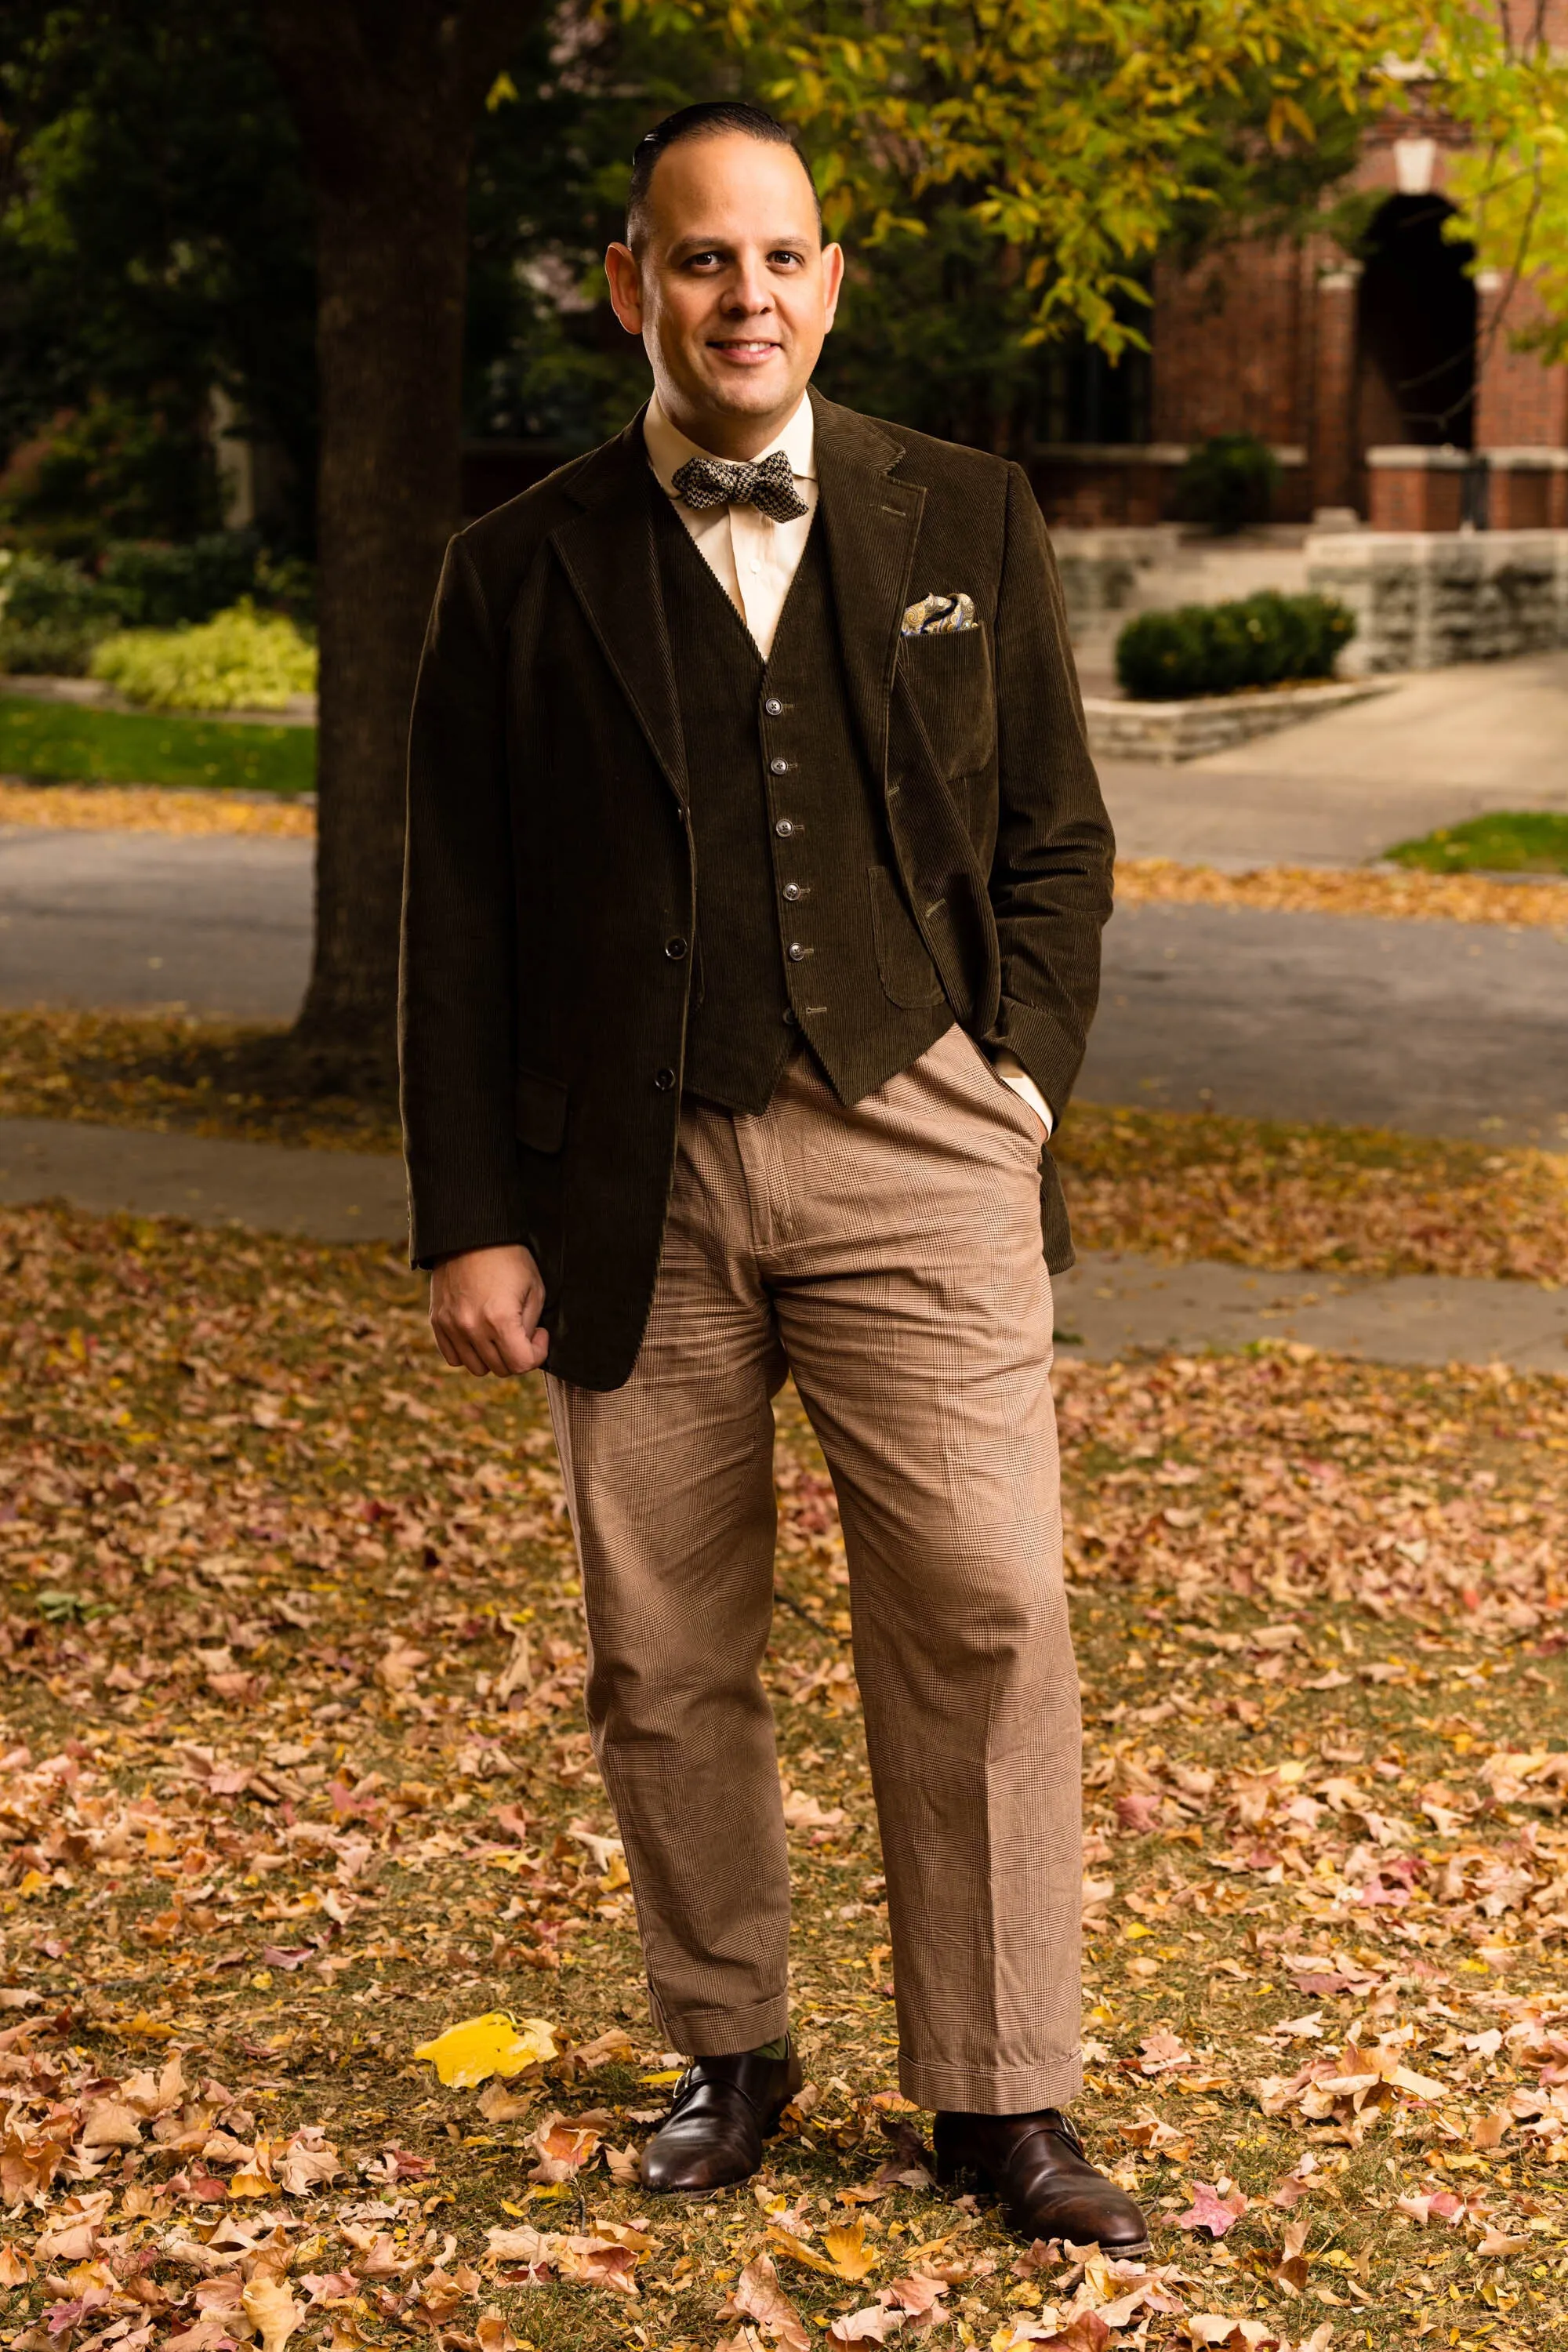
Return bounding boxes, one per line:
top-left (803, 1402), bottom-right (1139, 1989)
top-left (1173, 433), bottom-right (1281, 535)
top-left (0, 550), bottom-right (121, 674)
top-left (90, 599), bottom-right (317, 711)
top-left (98, 533), bottom-right (264, 628)
top-left (1115, 591), bottom-right (1356, 702)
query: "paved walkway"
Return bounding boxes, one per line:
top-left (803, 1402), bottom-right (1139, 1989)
top-left (1052, 1251), bottom-right (1568, 1372)
top-left (1, 1117), bottom-right (1563, 1370)
top-left (1083, 901), bottom-right (1568, 1149)
top-left (0, 826), bottom-right (310, 1018)
top-left (1099, 647), bottom-right (1568, 867)
top-left (0, 1116), bottom-right (405, 1244)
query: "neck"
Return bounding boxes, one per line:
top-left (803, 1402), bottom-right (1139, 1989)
top-left (654, 387), bottom-right (805, 461)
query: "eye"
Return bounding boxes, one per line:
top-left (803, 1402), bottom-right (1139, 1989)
top-left (769, 249), bottom-right (805, 267)
top-left (685, 249), bottom-right (725, 270)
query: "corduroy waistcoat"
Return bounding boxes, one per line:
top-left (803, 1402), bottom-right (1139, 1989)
top-left (654, 495), bottom-right (953, 1112)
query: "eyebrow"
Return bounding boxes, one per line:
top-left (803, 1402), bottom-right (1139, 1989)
top-left (666, 231), bottom-right (813, 260)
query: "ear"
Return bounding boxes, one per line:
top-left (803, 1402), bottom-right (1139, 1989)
top-left (604, 242), bottom-right (645, 336)
top-left (821, 241), bottom-right (845, 335)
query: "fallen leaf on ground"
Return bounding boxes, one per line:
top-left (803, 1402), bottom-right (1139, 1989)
top-left (412, 2011), bottom-right (557, 2087)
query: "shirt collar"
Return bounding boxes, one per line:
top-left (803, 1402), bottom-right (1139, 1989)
top-left (644, 389), bottom-right (816, 505)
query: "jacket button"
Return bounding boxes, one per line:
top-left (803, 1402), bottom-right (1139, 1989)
top-left (787, 942), bottom-right (811, 963)
top-left (764, 697), bottom-right (783, 717)
top-left (664, 936), bottom-right (688, 960)
top-left (654, 1067), bottom-right (676, 1090)
top-left (775, 818), bottom-right (797, 838)
top-left (770, 757), bottom-right (789, 775)
top-left (782, 880), bottom-right (803, 902)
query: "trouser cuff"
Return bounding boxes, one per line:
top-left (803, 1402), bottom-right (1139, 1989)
top-left (899, 2049), bottom-right (1083, 2114)
top-left (654, 1991), bottom-right (791, 2059)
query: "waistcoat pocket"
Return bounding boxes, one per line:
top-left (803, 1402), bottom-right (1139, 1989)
top-left (868, 865), bottom-right (945, 1008)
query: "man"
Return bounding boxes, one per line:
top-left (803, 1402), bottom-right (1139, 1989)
top-left (401, 100), bottom-right (1145, 2250)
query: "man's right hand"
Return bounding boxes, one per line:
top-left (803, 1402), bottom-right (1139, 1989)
top-left (429, 1244), bottom-right (550, 1376)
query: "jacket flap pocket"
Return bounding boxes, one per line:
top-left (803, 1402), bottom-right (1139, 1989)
top-left (515, 1067), bottom-right (568, 1154)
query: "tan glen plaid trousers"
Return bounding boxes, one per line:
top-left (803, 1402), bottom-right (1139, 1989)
top-left (546, 1022), bottom-right (1083, 2114)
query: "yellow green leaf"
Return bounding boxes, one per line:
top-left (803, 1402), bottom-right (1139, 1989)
top-left (412, 2011), bottom-right (557, 2089)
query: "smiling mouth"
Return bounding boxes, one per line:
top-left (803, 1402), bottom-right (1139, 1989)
top-left (709, 339), bottom-right (780, 358)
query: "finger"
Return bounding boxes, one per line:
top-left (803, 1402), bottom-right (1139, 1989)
top-left (438, 1322), bottom-right (494, 1377)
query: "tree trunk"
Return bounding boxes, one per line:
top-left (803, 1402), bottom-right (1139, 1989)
top-left (260, 2), bottom-right (539, 1086)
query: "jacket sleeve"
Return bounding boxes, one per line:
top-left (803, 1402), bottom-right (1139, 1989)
top-left (399, 532), bottom-right (527, 1267)
top-left (984, 461), bottom-right (1116, 1118)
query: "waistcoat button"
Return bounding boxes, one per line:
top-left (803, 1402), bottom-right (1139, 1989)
top-left (782, 881), bottom-right (802, 902)
top-left (664, 936), bottom-right (688, 960)
top-left (653, 1066), bottom-right (676, 1090)
top-left (787, 942), bottom-right (811, 962)
top-left (764, 697), bottom-right (782, 717)
top-left (775, 818), bottom-right (797, 838)
top-left (769, 757), bottom-right (789, 775)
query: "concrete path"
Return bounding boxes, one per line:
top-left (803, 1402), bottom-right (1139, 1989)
top-left (4, 820), bottom-right (1565, 1149)
top-left (0, 826), bottom-right (310, 1018)
top-left (1086, 901), bottom-right (1568, 1149)
top-left (1053, 1251), bottom-right (1568, 1372)
top-left (2, 1113), bottom-right (1561, 1370)
top-left (1099, 648), bottom-right (1568, 867)
top-left (0, 1116), bottom-right (406, 1245)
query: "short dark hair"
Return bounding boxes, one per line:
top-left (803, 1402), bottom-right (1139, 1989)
top-left (626, 100), bottom-right (820, 251)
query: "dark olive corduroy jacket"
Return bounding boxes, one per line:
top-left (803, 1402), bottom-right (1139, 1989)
top-left (399, 388), bottom-right (1116, 1392)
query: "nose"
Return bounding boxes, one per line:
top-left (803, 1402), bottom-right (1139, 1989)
top-left (723, 255), bottom-right (774, 317)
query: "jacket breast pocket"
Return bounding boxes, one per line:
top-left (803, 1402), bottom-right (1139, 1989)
top-left (515, 1067), bottom-right (568, 1154)
top-left (898, 622), bottom-right (996, 780)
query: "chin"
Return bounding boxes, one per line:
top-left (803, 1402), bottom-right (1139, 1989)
top-left (699, 370), bottom-right (795, 415)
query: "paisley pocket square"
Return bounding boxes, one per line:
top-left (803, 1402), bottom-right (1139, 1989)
top-left (902, 590), bottom-right (976, 637)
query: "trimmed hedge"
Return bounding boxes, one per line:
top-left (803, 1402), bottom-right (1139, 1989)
top-left (1114, 590), bottom-right (1356, 702)
top-left (1173, 432), bottom-right (1279, 535)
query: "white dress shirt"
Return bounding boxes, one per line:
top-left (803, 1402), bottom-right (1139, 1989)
top-left (642, 390), bottom-right (1052, 1137)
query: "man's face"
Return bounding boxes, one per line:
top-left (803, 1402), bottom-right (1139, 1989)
top-left (605, 132), bottom-right (844, 456)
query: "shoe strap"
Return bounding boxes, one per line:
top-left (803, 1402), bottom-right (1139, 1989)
top-left (666, 2056), bottom-right (778, 2127)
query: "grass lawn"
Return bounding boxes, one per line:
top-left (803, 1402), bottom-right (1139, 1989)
top-left (1387, 811), bottom-right (1568, 877)
top-left (0, 1201), bottom-right (1565, 2351)
top-left (0, 691), bottom-right (315, 797)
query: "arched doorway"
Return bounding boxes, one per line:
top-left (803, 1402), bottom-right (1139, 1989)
top-left (1356, 194), bottom-right (1476, 450)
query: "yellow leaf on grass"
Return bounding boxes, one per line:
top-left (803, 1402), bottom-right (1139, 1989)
top-left (823, 2218), bottom-right (878, 2281)
top-left (768, 2227), bottom-right (841, 2278)
top-left (413, 2012), bottom-right (557, 2089)
top-left (229, 2170), bottom-right (273, 2199)
top-left (242, 2276), bottom-right (304, 2352)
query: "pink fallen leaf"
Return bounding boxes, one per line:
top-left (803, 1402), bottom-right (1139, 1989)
top-left (1175, 2181), bottom-right (1248, 2238)
top-left (829, 2308), bottom-right (905, 2344)
top-left (1115, 1791), bottom-right (1161, 1835)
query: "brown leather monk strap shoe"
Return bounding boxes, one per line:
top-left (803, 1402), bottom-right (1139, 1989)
top-left (933, 2109), bottom-right (1150, 2252)
top-left (640, 2040), bottom-right (803, 2194)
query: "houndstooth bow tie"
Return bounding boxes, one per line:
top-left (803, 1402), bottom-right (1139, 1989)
top-left (670, 448), bottom-right (808, 523)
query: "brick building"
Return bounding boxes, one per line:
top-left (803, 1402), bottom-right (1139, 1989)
top-left (1031, 80), bottom-right (1568, 535)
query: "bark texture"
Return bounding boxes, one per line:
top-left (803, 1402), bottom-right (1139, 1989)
top-left (260, 2), bottom-right (539, 1080)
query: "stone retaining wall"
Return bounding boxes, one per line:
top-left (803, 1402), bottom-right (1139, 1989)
top-left (1082, 677), bottom-right (1392, 764)
top-left (1305, 530), bottom-right (1568, 673)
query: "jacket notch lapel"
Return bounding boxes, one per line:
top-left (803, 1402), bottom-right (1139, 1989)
top-left (550, 426), bottom-right (689, 807)
top-left (811, 392), bottom-right (924, 787)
